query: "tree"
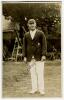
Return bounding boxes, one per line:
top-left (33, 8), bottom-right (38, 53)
top-left (3, 2), bottom-right (61, 53)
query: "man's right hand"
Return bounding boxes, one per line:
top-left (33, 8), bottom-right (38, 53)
top-left (24, 57), bottom-right (27, 63)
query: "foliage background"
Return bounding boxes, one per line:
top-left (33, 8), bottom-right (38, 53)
top-left (2, 2), bottom-right (61, 59)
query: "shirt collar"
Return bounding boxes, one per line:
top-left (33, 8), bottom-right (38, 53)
top-left (30, 29), bottom-right (36, 34)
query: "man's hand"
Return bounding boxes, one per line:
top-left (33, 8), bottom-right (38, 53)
top-left (24, 57), bottom-right (27, 63)
top-left (41, 56), bottom-right (46, 61)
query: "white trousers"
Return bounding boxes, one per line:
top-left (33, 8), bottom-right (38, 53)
top-left (29, 61), bottom-right (44, 92)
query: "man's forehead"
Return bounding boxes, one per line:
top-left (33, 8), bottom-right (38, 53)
top-left (28, 19), bottom-right (36, 24)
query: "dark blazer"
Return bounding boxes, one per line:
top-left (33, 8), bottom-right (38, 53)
top-left (23, 29), bottom-right (47, 61)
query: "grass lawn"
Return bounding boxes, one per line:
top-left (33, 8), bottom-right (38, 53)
top-left (2, 60), bottom-right (61, 97)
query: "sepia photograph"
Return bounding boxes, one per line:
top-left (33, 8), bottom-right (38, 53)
top-left (2, 1), bottom-right (61, 97)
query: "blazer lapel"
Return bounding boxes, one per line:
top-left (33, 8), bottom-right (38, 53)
top-left (27, 29), bottom-right (38, 40)
top-left (27, 32), bottom-right (32, 40)
top-left (33, 30), bottom-right (38, 40)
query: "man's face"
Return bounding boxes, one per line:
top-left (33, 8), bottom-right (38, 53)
top-left (28, 22), bottom-right (36, 31)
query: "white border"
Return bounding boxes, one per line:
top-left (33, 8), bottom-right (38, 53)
top-left (61, 0), bottom-right (64, 98)
top-left (1, 0), bottom-right (62, 2)
top-left (0, 0), bottom-right (64, 100)
top-left (2, 0), bottom-right (61, 4)
top-left (0, 0), bottom-right (2, 99)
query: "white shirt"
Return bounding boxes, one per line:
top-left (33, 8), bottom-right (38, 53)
top-left (30, 29), bottom-right (36, 40)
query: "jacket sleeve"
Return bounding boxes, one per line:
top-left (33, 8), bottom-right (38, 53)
top-left (41, 32), bottom-right (47, 56)
top-left (22, 34), bottom-right (27, 57)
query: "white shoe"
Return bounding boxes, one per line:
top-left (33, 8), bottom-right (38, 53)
top-left (39, 91), bottom-right (45, 95)
top-left (29, 90), bottom-right (37, 94)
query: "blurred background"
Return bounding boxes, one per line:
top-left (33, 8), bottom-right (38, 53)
top-left (2, 2), bottom-right (61, 61)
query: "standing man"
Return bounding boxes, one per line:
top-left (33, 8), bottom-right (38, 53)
top-left (23, 19), bottom-right (47, 95)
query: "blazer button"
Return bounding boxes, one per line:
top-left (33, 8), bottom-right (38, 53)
top-left (32, 56), bottom-right (34, 59)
